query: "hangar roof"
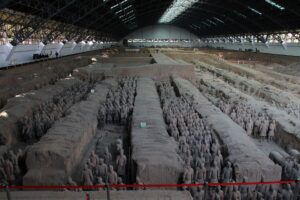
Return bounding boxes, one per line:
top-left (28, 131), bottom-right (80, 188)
top-left (2, 0), bottom-right (300, 43)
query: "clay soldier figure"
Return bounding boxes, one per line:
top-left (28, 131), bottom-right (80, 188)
top-left (268, 120), bottom-right (276, 141)
top-left (232, 185), bottom-right (241, 200)
top-left (195, 153), bottom-right (205, 169)
top-left (96, 177), bottom-right (105, 191)
top-left (213, 150), bottom-right (223, 170)
top-left (184, 150), bottom-right (193, 167)
top-left (230, 109), bottom-right (237, 122)
top-left (34, 113), bottom-right (43, 138)
top-left (113, 103), bottom-right (120, 123)
top-left (104, 147), bottom-right (112, 164)
top-left (211, 189), bottom-right (221, 200)
top-left (250, 187), bottom-right (259, 200)
top-left (67, 176), bottom-right (81, 192)
top-left (209, 161), bottom-right (220, 183)
top-left (107, 165), bottom-right (118, 185)
top-left (8, 150), bottom-right (19, 173)
top-left (237, 116), bottom-right (245, 129)
top-left (277, 188), bottom-right (283, 200)
top-left (291, 164), bottom-right (300, 181)
top-left (98, 106), bottom-right (106, 128)
top-left (120, 107), bottom-right (127, 125)
top-left (211, 139), bottom-right (220, 155)
top-left (195, 162), bottom-right (206, 183)
top-left (265, 185), bottom-right (277, 200)
top-left (194, 186), bottom-right (205, 200)
top-left (283, 158), bottom-right (294, 180)
top-left (225, 181), bottom-right (234, 200)
top-left (82, 164), bottom-right (94, 186)
top-left (89, 151), bottom-right (99, 171)
top-left (115, 138), bottom-right (123, 155)
top-left (254, 118), bottom-right (261, 138)
top-left (135, 176), bottom-right (145, 190)
top-left (294, 178), bottom-right (300, 200)
top-left (257, 176), bottom-right (267, 195)
top-left (222, 161), bottom-right (233, 183)
top-left (96, 158), bottom-right (108, 180)
top-left (116, 149), bottom-right (127, 177)
top-left (3, 158), bottom-right (14, 184)
top-left (282, 184), bottom-right (293, 200)
top-left (240, 177), bottom-right (250, 200)
top-left (117, 177), bottom-right (125, 190)
top-left (0, 166), bottom-right (6, 182)
top-left (183, 165), bottom-right (194, 190)
top-left (212, 186), bottom-right (224, 200)
top-left (204, 149), bottom-right (211, 168)
top-left (259, 119), bottom-right (269, 140)
top-left (22, 116), bottom-right (33, 141)
top-left (106, 106), bottom-right (113, 124)
top-left (246, 118), bottom-right (254, 136)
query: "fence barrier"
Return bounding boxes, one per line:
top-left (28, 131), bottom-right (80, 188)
top-left (0, 180), bottom-right (296, 190)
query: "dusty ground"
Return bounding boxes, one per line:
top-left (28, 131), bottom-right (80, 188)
top-left (164, 49), bottom-right (300, 95)
top-left (1, 49), bottom-right (300, 199)
top-left (0, 55), bottom-right (91, 109)
top-left (0, 190), bottom-right (193, 200)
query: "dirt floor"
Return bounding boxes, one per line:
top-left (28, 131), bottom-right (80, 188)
top-left (0, 190), bottom-right (193, 200)
top-left (1, 48), bottom-right (300, 199)
top-left (0, 55), bottom-right (91, 109)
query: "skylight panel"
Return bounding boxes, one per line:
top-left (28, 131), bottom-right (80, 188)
top-left (233, 10), bottom-right (247, 18)
top-left (127, 10), bottom-right (134, 15)
top-left (207, 19), bottom-right (216, 25)
top-left (193, 24), bottom-right (202, 29)
top-left (201, 21), bottom-right (210, 27)
top-left (124, 5), bottom-right (132, 10)
top-left (159, 0), bottom-right (199, 23)
top-left (120, 0), bottom-right (128, 4)
top-left (190, 24), bottom-right (201, 30)
top-left (190, 25), bottom-right (197, 30)
top-left (265, 0), bottom-right (285, 10)
top-left (248, 6), bottom-right (262, 15)
top-left (115, 10), bottom-right (122, 14)
top-left (110, 0), bottom-right (129, 10)
top-left (213, 17), bottom-right (224, 24)
top-left (111, 4), bottom-right (119, 10)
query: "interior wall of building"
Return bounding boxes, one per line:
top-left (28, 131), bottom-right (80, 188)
top-left (41, 43), bottom-right (64, 58)
top-left (204, 42), bottom-right (300, 57)
top-left (0, 42), bottom-right (114, 68)
top-left (123, 25), bottom-right (201, 47)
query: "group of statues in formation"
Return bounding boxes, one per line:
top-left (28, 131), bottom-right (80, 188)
top-left (98, 77), bottom-right (137, 128)
top-left (157, 81), bottom-right (299, 200)
top-left (199, 83), bottom-right (276, 140)
top-left (81, 141), bottom-right (127, 189)
top-left (271, 152), bottom-right (300, 182)
top-left (0, 149), bottom-right (23, 186)
top-left (218, 97), bottom-right (276, 140)
top-left (272, 102), bottom-right (300, 119)
top-left (18, 82), bottom-right (91, 142)
top-left (0, 82), bottom-right (92, 185)
top-left (79, 77), bottom-right (139, 189)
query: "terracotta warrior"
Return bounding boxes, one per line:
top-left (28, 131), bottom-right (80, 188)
top-left (116, 149), bottom-right (127, 177)
top-left (107, 165), bottom-right (118, 185)
top-left (96, 158), bottom-right (108, 180)
top-left (82, 164), bottom-right (93, 186)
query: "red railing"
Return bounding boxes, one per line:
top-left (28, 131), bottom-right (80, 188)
top-left (0, 180), bottom-right (296, 190)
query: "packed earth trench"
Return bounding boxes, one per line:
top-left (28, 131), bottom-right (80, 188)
top-left (1, 49), bottom-right (300, 200)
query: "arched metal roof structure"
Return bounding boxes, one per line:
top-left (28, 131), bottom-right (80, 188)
top-left (1, 0), bottom-right (300, 44)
